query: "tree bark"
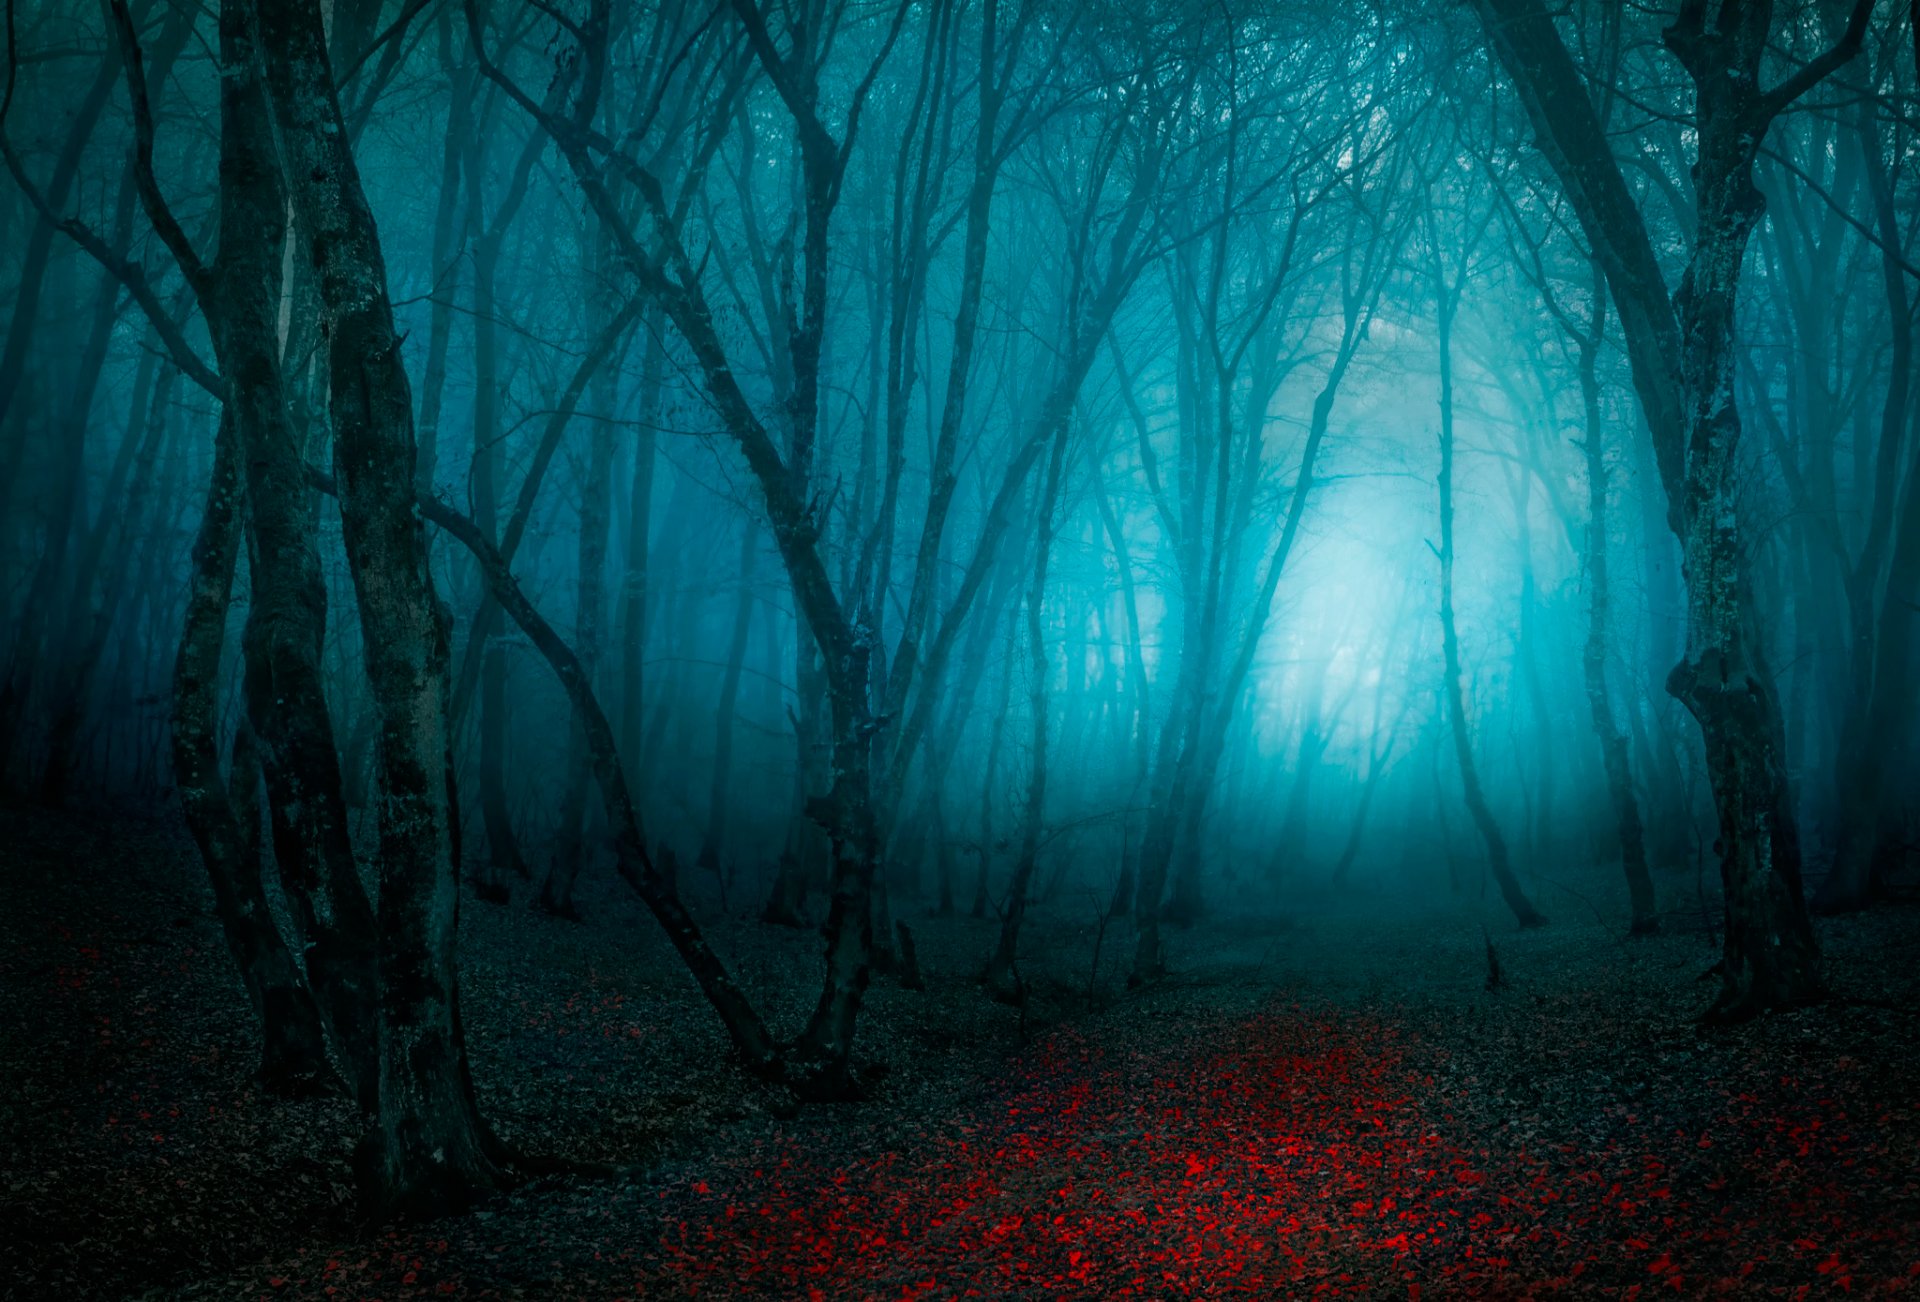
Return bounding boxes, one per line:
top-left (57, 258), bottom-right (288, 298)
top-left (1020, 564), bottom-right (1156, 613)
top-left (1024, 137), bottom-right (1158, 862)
top-left (1470, 0), bottom-right (1851, 1014)
top-left (256, 0), bottom-right (507, 1213)
top-left (172, 410), bottom-right (334, 1094)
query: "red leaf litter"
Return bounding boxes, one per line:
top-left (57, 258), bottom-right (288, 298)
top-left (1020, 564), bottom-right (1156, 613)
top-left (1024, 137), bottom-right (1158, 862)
top-left (652, 1012), bottom-right (1465, 1298)
top-left (10, 820), bottom-right (1918, 1300)
top-left (609, 1005), bottom-right (1917, 1299)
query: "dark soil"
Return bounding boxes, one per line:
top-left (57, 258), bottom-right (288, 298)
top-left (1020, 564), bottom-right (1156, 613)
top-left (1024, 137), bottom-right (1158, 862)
top-left (4, 807), bottom-right (1918, 1299)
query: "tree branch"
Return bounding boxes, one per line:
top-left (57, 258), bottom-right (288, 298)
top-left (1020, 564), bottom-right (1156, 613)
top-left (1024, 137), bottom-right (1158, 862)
top-left (105, 0), bottom-right (209, 296)
top-left (0, 133), bottom-right (220, 394)
top-left (1759, 0), bottom-right (1873, 122)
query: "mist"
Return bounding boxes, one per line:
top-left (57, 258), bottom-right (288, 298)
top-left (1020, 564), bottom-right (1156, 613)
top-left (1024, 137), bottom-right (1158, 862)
top-left (2, 0), bottom-right (1918, 1294)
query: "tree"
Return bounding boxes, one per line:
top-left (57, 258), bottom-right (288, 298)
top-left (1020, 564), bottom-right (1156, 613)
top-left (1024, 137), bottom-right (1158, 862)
top-left (1469, 0), bottom-right (1871, 1017)
top-left (254, 0), bottom-right (510, 1210)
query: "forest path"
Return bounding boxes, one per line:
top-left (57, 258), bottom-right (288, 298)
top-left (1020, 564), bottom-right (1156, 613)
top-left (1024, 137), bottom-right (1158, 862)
top-left (220, 911), bottom-right (1920, 1300)
top-left (7, 811), bottom-right (1918, 1300)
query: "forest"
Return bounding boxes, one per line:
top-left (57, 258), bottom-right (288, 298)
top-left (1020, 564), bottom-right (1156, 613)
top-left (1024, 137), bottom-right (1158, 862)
top-left (2, 0), bottom-right (1918, 1295)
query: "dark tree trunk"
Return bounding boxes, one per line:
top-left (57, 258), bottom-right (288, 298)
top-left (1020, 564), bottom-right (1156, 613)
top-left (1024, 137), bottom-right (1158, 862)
top-left (172, 410), bottom-right (333, 1095)
top-left (38, 326), bottom-right (173, 803)
top-left (618, 320), bottom-right (662, 772)
top-left (415, 491), bottom-right (781, 1076)
top-left (0, 165), bottom-right (137, 790)
top-left (1822, 98), bottom-right (1915, 911)
top-left (696, 523), bottom-right (759, 898)
top-left (466, 150), bottom-right (529, 899)
top-left (147, 5), bottom-right (387, 1105)
top-left (0, 1), bottom-right (181, 483)
top-left (413, 15), bottom-right (470, 496)
top-left (256, 0), bottom-right (507, 1214)
top-left (974, 627), bottom-right (1016, 920)
top-left (542, 250), bottom-right (625, 920)
top-left (1471, 0), bottom-right (1852, 1014)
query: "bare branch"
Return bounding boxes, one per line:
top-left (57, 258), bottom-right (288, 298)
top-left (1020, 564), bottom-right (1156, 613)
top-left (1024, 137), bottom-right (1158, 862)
top-left (105, 0), bottom-right (209, 296)
top-left (1759, 0), bottom-right (1874, 122)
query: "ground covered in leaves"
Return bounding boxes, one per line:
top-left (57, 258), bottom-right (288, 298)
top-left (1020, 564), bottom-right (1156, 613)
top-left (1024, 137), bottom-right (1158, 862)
top-left (4, 807), bottom-right (1919, 1299)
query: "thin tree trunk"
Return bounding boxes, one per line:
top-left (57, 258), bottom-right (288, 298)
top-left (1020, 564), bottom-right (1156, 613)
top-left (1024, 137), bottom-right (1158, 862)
top-left (467, 161), bottom-right (527, 898)
top-left (973, 624), bottom-right (1017, 919)
top-left (696, 523), bottom-right (760, 897)
top-left (1823, 97), bottom-right (1914, 911)
top-left (413, 15), bottom-right (470, 495)
top-left (0, 166), bottom-right (136, 788)
top-left (1433, 241), bottom-right (1547, 930)
top-left (619, 318), bottom-right (662, 771)
top-left (540, 254), bottom-right (625, 919)
top-left (1574, 288), bottom-right (1656, 934)
top-left (38, 327), bottom-right (173, 802)
top-left (172, 410), bottom-right (333, 1094)
top-left (983, 408), bottom-right (1070, 1002)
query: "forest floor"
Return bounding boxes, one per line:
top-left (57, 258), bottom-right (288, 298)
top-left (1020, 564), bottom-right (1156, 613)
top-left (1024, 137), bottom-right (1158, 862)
top-left (4, 807), bottom-right (1920, 1300)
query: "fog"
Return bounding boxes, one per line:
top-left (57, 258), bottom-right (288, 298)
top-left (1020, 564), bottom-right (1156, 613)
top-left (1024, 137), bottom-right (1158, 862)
top-left (1, 0), bottom-right (1914, 1124)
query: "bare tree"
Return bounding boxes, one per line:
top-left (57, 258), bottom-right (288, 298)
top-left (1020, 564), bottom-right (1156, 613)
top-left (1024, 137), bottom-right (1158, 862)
top-left (1470, 0), bottom-right (1872, 1016)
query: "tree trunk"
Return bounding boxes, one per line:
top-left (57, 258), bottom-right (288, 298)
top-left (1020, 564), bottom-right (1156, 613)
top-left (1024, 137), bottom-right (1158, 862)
top-left (619, 318), bottom-right (662, 771)
top-left (468, 201), bottom-right (526, 900)
top-left (415, 489), bottom-right (780, 1076)
top-left (170, 14), bottom-right (386, 1105)
top-left (1471, 0), bottom-right (1843, 1013)
top-left (983, 408), bottom-right (1069, 1002)
top-left (541, 255), bottom-right (624, 920)
top-left (1822, 98), bottom-right (1914, 911)
top-left (696, 523), bottom-right (760, 898)
top-left (1574, 291), bottom-right (1657, 935)
top-left (172, 409), bottom-right (333, 1095)
top-left (0, 165), bottom-right (136, 790)
top-left (413, 15), bottom-right (470, 496)
top-left (257, 0), bottom-right (507, 1214)
top-left (1433, 250), bottom-right (1547, 930)
top-left (974, 627), bottom-right (1017, 919)
top-left (38, 326), bottom-right (173, 803)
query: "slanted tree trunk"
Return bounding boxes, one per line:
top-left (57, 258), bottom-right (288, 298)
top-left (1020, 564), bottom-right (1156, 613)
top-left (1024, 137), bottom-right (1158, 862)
top-left (413, 489), bottom-right (780, 1076)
